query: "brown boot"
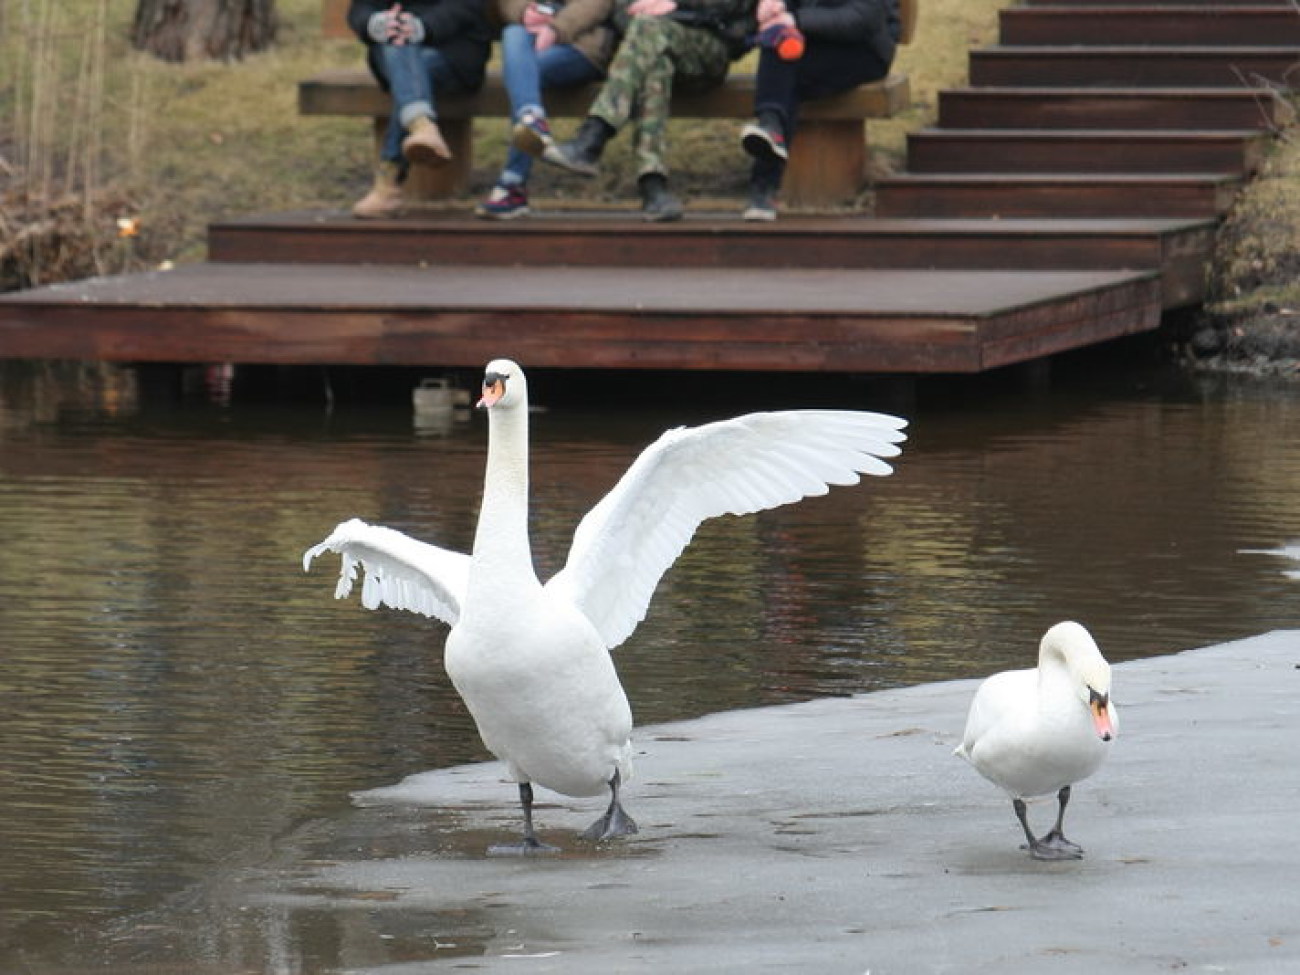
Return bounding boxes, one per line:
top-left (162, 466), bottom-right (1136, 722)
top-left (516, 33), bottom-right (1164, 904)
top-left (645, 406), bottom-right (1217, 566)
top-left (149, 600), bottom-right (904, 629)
top-left (351, 160), bottom-right (404, 219)
top-left (401, 116), bottom-right (452, 167)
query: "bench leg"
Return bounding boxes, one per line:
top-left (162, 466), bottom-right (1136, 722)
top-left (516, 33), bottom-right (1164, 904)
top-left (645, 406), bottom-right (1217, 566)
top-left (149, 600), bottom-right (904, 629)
top-left (370, 116), bottom-right (474, 202)
top-left (783, 119), bottom-right (866, 209)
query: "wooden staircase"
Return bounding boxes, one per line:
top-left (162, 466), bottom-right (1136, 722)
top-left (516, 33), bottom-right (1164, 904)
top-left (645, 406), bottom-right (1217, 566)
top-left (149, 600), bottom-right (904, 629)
top-left (1, 0), bottom-right (1296, 376)
top-left (875, 0), bottom-right (1291, 222)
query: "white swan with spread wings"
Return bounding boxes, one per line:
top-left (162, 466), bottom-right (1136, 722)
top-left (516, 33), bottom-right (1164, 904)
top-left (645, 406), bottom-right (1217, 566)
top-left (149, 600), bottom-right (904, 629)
top-left (305, 359), bottom-right (908, 852)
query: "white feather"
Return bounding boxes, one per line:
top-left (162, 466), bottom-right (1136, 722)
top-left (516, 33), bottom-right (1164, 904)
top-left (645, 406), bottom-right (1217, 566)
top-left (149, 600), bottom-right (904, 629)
top-left (302, 518), bottom-right (469, 626)
top-left (546, 410), bottom-right (907, 649)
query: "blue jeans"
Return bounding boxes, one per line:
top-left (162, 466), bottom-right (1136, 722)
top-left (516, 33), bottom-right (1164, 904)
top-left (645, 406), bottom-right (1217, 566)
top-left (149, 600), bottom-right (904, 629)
top-left (373, 43), bottom-right (460, 163)
top-left (498, 24), bottom-right (603, 186)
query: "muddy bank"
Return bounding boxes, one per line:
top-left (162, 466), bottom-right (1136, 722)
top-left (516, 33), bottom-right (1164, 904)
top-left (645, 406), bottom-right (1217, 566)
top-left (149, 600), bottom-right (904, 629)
top-left (1183, 307), bottom-right (1300, 378)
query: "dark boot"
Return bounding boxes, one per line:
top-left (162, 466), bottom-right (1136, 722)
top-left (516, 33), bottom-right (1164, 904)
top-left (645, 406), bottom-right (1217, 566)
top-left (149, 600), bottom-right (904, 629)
top-left (742, 178), bottom-right (778, 222)
top-left (542, 116), bottom-right (614, 177)
top-left (638, 173), bottom-right (684, 223)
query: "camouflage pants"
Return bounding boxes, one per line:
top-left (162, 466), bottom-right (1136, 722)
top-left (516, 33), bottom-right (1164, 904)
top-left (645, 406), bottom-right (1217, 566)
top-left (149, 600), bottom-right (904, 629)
top-left (590, 15), bottom-right (731, 178)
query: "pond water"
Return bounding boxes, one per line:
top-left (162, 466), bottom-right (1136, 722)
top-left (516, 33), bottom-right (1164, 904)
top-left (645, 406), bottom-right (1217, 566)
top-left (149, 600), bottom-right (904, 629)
top-left (1, 352), bottom-right (1298, 970)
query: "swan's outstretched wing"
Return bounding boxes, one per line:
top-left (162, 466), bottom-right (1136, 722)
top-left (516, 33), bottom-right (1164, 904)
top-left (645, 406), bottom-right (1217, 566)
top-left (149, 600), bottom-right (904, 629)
top-left (303, 518), bottom-right (469, 625)
top-left (546, 410), bottom-right (907, 650)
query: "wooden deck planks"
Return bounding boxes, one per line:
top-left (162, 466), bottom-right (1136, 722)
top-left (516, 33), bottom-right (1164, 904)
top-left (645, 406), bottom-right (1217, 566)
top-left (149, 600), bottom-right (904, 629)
top-left (204, 211), bottom-right (1214, 309)
top-left (0, 263), bottom-right (1161, 374)
top-left (2, 0), bottom-right (1289, 377)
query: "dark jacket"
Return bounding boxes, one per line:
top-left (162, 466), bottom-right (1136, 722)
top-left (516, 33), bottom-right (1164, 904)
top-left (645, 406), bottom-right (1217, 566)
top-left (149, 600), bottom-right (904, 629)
top-left (348, 0), bottom-right (493, 92)
top-left (790, 0), bottom-right (899, 67)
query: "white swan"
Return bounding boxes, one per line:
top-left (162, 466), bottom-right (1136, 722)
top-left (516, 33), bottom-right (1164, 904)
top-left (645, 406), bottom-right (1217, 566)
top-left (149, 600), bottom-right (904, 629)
top-left (955, 620), bottom-right (1118, 860)
top-left (304, 358), bottom-right (908, 853)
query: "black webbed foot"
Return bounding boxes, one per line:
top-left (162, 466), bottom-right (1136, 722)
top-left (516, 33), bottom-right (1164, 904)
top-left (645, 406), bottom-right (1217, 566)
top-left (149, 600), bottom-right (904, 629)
top-left (581, 769), bottom-right (638, 842)
top-left (491, 781), bottom-right (561, 855)
top-left (1039, 828), bottom-right (1084, 856)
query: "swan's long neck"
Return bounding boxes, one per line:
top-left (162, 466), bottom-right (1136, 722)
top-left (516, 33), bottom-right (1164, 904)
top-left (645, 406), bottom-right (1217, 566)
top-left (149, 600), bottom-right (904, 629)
top-left (1037, 644), bottom-right (1080, 710)
top-left (468, 404), bottom-right (538, 603)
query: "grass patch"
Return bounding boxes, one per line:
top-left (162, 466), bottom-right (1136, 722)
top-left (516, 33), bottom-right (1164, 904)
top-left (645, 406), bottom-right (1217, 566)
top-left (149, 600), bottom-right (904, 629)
top-left (3, 0), bottom-right (1005, 278)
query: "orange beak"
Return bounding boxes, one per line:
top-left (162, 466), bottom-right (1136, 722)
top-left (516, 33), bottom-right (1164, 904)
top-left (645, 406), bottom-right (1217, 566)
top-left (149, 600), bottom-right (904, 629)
top-left (1090, 694), bottom-right (1115, 741)
top-left (477, 377), bottom-right (505, 408)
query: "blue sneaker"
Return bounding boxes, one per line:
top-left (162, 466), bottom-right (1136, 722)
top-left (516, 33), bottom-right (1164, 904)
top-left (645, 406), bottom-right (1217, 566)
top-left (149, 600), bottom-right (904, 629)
top-left (511, 111), bottom-right (555, 158)
top-left (475, 184), bottom-right (530, 220)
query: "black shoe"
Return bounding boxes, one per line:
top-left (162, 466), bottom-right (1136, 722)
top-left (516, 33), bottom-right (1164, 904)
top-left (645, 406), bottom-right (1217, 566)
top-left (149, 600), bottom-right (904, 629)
top-left (541, 116), bottom-right (613, 177)
top-left (638, 173), bottom-right (684, 223)
top-left (742, 182), bottom-right (777, 222)
top-left (741, 112), bottom-right (789, 163)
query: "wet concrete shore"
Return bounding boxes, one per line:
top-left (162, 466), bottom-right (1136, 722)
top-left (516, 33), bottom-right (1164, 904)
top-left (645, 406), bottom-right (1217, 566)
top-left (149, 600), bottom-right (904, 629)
top-left (265, 630), bottom-right (1300, 973)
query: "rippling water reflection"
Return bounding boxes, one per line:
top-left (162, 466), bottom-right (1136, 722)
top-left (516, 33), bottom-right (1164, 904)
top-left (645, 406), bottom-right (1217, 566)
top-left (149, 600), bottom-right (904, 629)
top-left (1, 359), bottom-right (1298, 968)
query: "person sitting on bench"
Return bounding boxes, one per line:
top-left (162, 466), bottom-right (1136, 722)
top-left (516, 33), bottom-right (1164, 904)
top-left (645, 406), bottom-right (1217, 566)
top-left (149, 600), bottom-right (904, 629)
top-left (349, 0), bottom-right (492, 218)
top-left (740, 0), bottom-right (899, 221)
top-left (534, 0), bottom-right (756, 222)
top-left (477, 0), bottom-right (620, 220)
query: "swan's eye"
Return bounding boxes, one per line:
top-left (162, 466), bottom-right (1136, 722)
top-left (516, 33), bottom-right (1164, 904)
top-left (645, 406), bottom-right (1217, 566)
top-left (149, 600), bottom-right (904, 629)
top-left (1088, 687), bottom-right (1109, 708)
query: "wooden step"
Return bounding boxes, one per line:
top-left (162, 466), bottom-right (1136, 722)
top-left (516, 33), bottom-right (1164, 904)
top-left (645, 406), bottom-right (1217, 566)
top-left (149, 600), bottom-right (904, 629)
top-left (874, 173), bottom-right (1242, 220)
top-left (969, 46), bottom-right (1300, 87)
top-left (938, 87), bottom-right (1287, 130)
top-left (0, 262), bottom-right (1162, 375)
top-left (905, 128), bottom-right (1268, 175)
top-left (206, 211), bottom-right (1214, 306)
top-left (1000, 6), bottom-right (1300, 46)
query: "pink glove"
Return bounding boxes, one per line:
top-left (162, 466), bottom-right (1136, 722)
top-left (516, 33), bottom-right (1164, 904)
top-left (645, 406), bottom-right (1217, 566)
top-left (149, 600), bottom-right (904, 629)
top-left (756, 0), bottom-right (793, 29)
top-left (522, 2), bottom-right (553, 29)
top-left (534, 23), bottom-right (558, 50)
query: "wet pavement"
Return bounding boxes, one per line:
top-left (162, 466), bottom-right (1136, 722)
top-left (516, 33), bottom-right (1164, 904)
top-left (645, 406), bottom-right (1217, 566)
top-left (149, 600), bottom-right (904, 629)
top-left (258, 630), bottom-right (1300, 973)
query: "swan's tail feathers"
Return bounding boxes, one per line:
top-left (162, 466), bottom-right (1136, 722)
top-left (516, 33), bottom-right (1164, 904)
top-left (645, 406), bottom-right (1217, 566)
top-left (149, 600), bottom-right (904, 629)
top-left (303, 518), bottom-right (469, 626)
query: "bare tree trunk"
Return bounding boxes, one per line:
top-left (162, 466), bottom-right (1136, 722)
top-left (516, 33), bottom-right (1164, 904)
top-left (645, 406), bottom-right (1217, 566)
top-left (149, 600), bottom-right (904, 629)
top-left (131, 0), bottom-right (277, 62)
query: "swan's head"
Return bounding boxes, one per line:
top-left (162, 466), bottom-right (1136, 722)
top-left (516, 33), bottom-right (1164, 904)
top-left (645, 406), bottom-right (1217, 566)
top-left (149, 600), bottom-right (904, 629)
top-left (477, 359), bottom-right (527, 411)
top-left (1043, 620), bottom-right (1117, 742)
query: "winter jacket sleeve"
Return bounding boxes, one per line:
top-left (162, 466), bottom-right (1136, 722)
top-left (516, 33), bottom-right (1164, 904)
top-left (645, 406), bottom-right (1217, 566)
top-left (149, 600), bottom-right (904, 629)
top-left (673, 0), bottom-right (754, 21)
top-left (407, 0), bottom-right (491, 44)
top-left (550, 0), bottom-right (615, 45)
top-left (498, 0), bottom-right (531, 24)
top-left (793, 0), bottom-right (895, 45)
top-left (348, 0), bottom-right (488, 47)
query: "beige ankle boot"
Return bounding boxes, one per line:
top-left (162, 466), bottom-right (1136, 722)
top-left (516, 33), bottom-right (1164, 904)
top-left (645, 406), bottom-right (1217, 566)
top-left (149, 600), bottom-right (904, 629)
top-left (401, 116), bottom-right (452, 166)
top-left (352, 160), bottom-right (404, 219)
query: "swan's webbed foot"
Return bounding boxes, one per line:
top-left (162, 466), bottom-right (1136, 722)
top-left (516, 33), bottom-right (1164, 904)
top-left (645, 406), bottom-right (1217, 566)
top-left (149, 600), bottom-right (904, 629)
top-left (1022, 834), bottom-right (1084, 860)
top-left (490, 782), bottom-right (561, 855)
top-left (1037, 785), bottom-right (1084, 857)
top-left (1039, 828), bottom-right (1084, 857)
top-left (581, 769), bottom-right (638, 842)
top-left (582, 803), bottom-right (638, 842)
top-left (1013, 794), bottom-right (1084, 860)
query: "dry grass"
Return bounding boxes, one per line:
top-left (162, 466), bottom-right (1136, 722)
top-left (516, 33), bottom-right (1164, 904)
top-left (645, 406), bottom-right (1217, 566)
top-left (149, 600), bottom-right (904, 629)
top-left (1207, 126), bottom-right (1300, 313)
top-left (2, 0), bottom-right (1006, 277)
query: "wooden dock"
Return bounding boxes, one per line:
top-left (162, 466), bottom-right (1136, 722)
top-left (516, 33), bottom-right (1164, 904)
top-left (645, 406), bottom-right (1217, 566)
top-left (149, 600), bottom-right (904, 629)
top-left (1, 0), bottom-right (1294, 375)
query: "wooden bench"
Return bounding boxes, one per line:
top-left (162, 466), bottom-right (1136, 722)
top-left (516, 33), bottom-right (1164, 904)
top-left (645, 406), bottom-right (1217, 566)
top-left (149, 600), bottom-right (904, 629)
top-left (301, 0), bottom-right (916, 208)
top-left (299, 70), bottom-right (908, 207)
